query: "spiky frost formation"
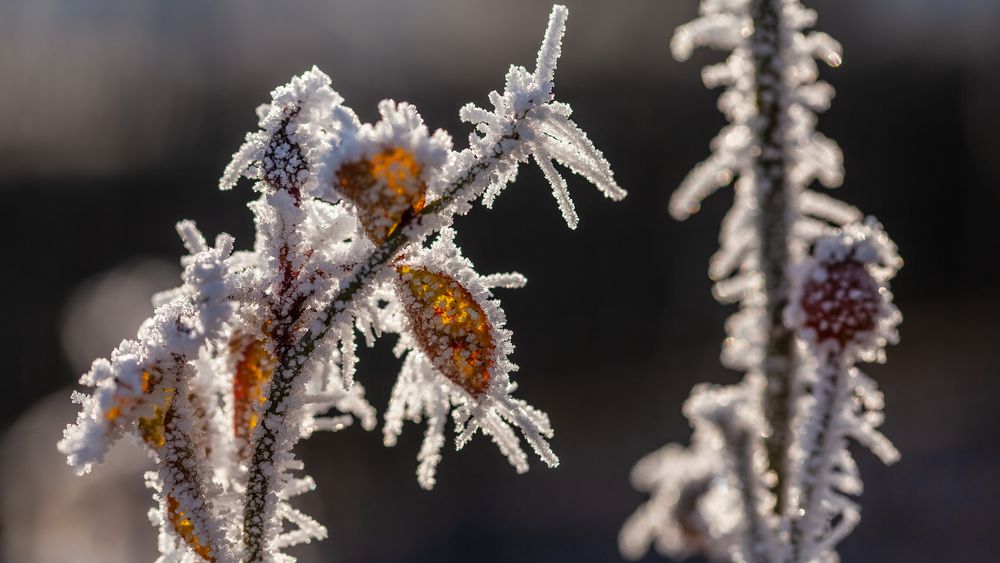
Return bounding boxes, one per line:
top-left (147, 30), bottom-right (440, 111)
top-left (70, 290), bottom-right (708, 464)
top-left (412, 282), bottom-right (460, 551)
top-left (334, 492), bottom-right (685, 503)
top-left (455, 4), bottom-right (625, 228)
top-left (59, 5), bottom-right (620, 562)
top-left (623, 2), bottom-right (901, 562)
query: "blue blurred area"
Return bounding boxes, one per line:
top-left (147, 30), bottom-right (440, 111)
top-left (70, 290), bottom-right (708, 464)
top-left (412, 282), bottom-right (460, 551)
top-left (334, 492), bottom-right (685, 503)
top-left (1, 1), bottom-right (998, 562)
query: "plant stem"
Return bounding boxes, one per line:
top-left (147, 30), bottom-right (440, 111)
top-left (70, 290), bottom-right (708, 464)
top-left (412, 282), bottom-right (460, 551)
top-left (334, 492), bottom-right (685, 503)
top-left (749, 0), bottom-right (797, 518)
top-left (788, 350), bottom-right (849, 562)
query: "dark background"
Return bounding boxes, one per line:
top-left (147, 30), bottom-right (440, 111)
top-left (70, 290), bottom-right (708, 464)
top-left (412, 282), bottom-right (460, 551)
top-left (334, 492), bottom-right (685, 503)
top-left (1, 1), bottom-right (998, 562)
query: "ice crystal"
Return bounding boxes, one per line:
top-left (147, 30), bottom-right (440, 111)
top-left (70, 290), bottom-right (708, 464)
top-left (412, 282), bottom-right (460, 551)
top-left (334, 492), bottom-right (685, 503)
top-left (622, 2), bottom-right (900, 562)
top-left (58, 6), bottom-right (622, 562)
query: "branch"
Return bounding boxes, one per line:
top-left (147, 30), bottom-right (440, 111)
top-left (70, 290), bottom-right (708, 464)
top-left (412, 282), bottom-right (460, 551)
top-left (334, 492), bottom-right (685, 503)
top-left (241, 130), bottom-right (518, 561)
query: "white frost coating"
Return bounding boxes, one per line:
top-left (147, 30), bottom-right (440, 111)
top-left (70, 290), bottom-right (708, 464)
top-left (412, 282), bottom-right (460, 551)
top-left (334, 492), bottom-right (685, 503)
top-left (667, 0), bottom-right (849, 287)
top-left (60, 5), bottom-right (619, 562)
top-left (625, 2), bottom-right (901, 563)
top-left (300, 345), bottom-right (377, 439)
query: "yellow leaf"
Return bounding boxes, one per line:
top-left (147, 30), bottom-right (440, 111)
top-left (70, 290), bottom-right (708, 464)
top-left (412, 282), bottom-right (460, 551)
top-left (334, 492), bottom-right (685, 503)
top-left (397, 266), bottom-right (494, 396)
top-left (231, 335), bottom-right (275, 459)
top-left (336, 147), bottom-right (427, 244)
top-left (167, 495), bottom-right (214, 561)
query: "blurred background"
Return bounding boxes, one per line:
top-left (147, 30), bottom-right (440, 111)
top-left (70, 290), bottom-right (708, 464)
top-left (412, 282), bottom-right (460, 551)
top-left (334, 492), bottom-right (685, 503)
top-left (1, 0), bottom-right (998, 561)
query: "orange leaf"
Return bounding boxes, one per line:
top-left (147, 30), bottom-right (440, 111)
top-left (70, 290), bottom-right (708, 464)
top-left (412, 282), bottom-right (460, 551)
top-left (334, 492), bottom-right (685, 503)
top-left (336, 147), bottom-right (427, 244)
top-left (138, 386), bottom-right (175, 450)
top-left (231, 335), bottom-right (275, 459)
top-left (396, 266), bottom-right (494, 396)
top-left (105, 369), bottom-right (157, 423)
top-left (167, 495), bottom-right (214, 561)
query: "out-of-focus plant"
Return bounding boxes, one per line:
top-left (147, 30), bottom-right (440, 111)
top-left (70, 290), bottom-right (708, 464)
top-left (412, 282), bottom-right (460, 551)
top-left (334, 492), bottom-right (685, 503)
top-left (620, 2), bottom-right (900, 562)
top-left (58, 6), bottom-right (624, 562)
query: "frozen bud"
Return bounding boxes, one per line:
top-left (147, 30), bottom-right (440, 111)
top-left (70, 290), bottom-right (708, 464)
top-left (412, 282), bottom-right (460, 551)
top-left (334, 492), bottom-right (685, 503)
top-left (800, 257), bottom-right (881, 346)
top-left (335, 147), bottom-right (427, 244)
top-left (395, 266), bottom-right (494, 396)
top-left (790, 220), bottom-right (900, 353)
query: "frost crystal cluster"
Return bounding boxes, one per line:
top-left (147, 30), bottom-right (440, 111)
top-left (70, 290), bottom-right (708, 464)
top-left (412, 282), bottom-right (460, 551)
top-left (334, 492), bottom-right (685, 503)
top-left (58, 6), bottom-right (624, 562)
top-left (621, 2), bottom-right (901, 562)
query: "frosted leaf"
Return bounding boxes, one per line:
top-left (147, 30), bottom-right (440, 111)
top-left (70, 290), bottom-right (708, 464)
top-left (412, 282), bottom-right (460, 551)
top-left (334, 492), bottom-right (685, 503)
top-left (382, 229), bottom-right (557, 489)
top-left (145, 385), bottom-right (233, 563)
top-left (324, 100), bottom-right (452, 243)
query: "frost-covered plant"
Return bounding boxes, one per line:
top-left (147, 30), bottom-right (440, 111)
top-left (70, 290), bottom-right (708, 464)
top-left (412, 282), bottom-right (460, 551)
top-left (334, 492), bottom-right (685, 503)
top-left (58, 6), bottom-right (624, 562)
top-left (620, 2), bottom-right (901, 562)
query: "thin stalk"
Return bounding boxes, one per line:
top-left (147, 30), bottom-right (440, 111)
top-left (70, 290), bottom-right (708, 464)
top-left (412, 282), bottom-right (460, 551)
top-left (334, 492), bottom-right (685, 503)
top-left (749, 0), bottom-right (798, 517)
top-left (788, 350), bottom-right (849, 562)
top-left (718, 421), bottom-right (776, 563)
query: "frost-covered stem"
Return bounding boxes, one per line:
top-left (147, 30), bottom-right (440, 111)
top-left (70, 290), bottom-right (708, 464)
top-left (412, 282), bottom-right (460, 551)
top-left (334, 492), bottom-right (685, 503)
top-left (788, 349), bottom-right (849, 562)
top-left (749, 0), bottom-right (797, 515)
top-left (718, 419), bottom-right (776, 563)
top-left (241, 132), bottom-right (518, 562)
